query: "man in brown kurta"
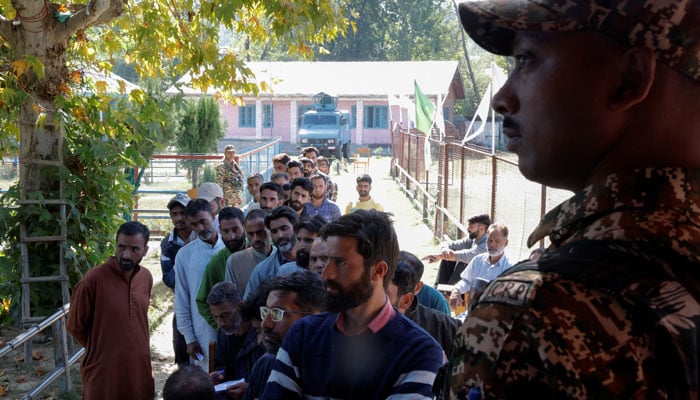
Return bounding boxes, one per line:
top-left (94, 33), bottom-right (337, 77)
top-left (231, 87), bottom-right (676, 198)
top-left (67, 221), bottom-right (155, 400)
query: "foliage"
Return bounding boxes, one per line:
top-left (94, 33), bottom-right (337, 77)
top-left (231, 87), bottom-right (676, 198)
top-left (319, 0), bottom-right (461, 62)
top-left (175, 96), bottom-right (224, 188)
top-left (98, 0), bottom-right (350, 100)
top-left (0, 0), bottom-right (348, 323)
top-left (0, 82), bottom-right (178, 317)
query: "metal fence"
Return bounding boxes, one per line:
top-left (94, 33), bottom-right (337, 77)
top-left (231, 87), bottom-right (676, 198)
top-left (132, 138), bottom-right (280, 236)
top-left (0, 304), bottom-right (84, 400)
top-left (391, 128), bottom-right (572, 261)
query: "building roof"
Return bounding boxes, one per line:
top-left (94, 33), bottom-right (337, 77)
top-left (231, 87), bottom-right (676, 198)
top-left (83, 67), bottom-right (142, 94)
top-left (168, 61), bottom-right (462, 98)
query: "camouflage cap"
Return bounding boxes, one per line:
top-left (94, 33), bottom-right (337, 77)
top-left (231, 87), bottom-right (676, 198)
top-left (458, 0), bottom-right (700, 82)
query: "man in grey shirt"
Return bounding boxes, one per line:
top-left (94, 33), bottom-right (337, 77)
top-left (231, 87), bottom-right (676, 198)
top-left (423, 214), bottom-right (490, 285)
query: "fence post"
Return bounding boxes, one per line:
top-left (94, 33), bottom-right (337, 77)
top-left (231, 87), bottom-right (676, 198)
top-left (406, 134), bottom-right (412, 191)
top-left (491, 154), bottom-right (498, 222)
top-left (53, 317), bottom-right (72, 393)
top-left (442, 143), bottom-right (450, 238)
top-left (459, 145), bottom-right (466, 236)
top-left (423, 169), bottom-right (429, 221)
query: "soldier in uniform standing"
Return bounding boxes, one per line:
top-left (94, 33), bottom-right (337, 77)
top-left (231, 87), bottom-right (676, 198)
top-left (448, 1), bottom-right (700, 399)
top-left (216, 144), bottom-right (245, 207)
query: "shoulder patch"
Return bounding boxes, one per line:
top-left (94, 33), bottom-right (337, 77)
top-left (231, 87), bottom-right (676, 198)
top-left (478, 275), bottom-right (539, 308)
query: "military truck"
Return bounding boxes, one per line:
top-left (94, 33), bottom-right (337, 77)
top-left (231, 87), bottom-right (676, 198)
top-left (298, 92), bottom-right (351, 160)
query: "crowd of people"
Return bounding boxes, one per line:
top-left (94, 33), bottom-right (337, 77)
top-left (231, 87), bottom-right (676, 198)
top-left (67, 1), bottom-right (699, 398)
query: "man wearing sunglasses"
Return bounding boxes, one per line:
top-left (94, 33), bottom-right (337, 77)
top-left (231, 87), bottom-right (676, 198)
top-left (244, 271), bottom-right (326, 400)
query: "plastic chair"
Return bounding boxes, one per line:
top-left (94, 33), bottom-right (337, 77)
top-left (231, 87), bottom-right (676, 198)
top-left (353, 147), bottom-right (371, 174)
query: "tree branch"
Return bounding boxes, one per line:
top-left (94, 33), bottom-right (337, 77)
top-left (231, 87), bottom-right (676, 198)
top-left (61, 0), bottom-right (126, 38)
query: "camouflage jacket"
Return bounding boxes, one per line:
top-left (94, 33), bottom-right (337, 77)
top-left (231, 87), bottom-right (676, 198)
top-left (449, 168), bottom-right (700, 399)
top-left (215, 160), bottom-right (244, 207)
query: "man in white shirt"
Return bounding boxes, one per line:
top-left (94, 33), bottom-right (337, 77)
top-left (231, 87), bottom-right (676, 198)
top-left (449, 223), bottom-right (512, 308)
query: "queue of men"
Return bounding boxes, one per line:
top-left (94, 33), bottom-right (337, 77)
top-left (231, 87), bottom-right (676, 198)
top-left (68, 0), bottom-right (700, 396)
top-left (154, 161), bottom-right (511, 400)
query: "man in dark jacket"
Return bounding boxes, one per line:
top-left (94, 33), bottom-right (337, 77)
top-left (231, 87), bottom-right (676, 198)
top-left (207, 282), bottom-right (264, 399)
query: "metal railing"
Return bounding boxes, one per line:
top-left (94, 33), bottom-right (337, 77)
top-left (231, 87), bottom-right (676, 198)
top-left (131, 138), bottom-right (281, 234)
top-left (391, 127), bottom-right (572, 261)
top-left (0, 303), bottom-right (84, 399)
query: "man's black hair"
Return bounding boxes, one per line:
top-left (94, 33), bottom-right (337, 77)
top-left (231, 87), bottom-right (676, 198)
top-left (206, 281), bottom-right (241, 307)
top-left (356, 174), bottom-right (373, 184)
top-left (301, 146), bottom-right (320, 157)
top-left (260, 182), bottom-right (283, 198)
top-left (286, 159), bottom-right (302, 170)
top-left (163, 365), bottom-right (214, 400)
top-left (272, 153), bottom-right (291, 165)
top-left (265, 205), bottom-right (299, 230)
top-left (270, 172), bottom-right (290, 183)
top-left (218, 206), bottom-right (244, 225)
top-left (241, 280), bottom-right (271, 321)
top-left (320, 210), bottom-right (399, 289)
top-left (392, 260), bottom-right (419, 297)
top-left (265, 270), bottom-right (326, 313)
top-left (295, 215), bottom-right (327, 235)
top-left (467, 213), bottom-right (491, 226)
top-left (309, 173), bottom-right (327, 185)
top-left (398, 250), bottom-right (425, 280)
top-left (299, 156), bottom-right (315, 167)
top-left (185, 198), bottom-right (212, 217)
top-left (247, 173), bottom-right (264, 182)
top-left (117, 221), bottom-right (150, 243)
top-left (290, 177), bottom-right (313, 194)
top-left (245, 208), bottom-right (269, 223)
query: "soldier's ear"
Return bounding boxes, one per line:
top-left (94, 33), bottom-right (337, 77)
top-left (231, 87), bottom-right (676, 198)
top-left (608, 45), bottom-right (655, 112)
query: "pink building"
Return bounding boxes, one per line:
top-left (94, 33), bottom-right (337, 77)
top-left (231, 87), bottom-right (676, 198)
top-left (169, 61), bottom-right (465, 145)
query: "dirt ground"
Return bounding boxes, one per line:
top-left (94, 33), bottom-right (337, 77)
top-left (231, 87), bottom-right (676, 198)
top-left (0, 155), bottom-right (441, 399)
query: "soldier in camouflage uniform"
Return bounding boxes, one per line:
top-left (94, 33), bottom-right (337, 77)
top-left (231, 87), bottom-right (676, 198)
top-left (448, 1), bottom-right (700, 399)
top-left (216, 144), bottom-right (245, 207)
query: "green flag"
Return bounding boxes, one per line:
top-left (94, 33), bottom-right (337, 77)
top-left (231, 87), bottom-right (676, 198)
top-left (414, 79), bottom-right (435, 135)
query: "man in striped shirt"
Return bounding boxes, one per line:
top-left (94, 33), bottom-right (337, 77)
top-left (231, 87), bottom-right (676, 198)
top-left (262, 210), bottom-right (444, 399)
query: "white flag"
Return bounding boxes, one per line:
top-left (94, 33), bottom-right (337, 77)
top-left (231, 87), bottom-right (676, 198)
top-left (461, 63), bottom-right (508, 145)
top-left (461, 85), bottom-right (492, 144)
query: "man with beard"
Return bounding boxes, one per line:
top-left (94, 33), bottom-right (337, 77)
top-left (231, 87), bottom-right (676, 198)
top-left (423, 213), bottom-right (490, 285)
top-left (198, 182), bottom-right (226, 234)
top-left (175, 199), bottom-right (225, 371)
top-left (451, 2), bottom-right (700, 396)
top-left (387, 251), bottom-right (461, 354)
top-left (161, 193), bottom-right (197, 367)
top-left (225, 209), bottom-right (273, 299)
top-left (308, 238), bottom-right (329, 275)
top-left (67, 221), bottom-right (154, 400)
top-left (197, 207), bottom-right (248, 329)
top-left (315, 156), bottom-right (338, 202)
top-left (262, 210), bottom-right (443, 399)
top-left (207, 282), bottom-right (264, 400)
top-left (285, 160), bottom-right (304, 180)
top-left (304, 174), bottom-right (340, 222)
top-left (344, 174), bottom-right (383, 214)
top-left (271, 153), bottom-right (290, 173)
top-left (244, 206), bottom-right (299, 299)
top-left (287, 177), bottom-right (312, 218)
top-left (448, 224), bottom-right (511, 309)
top-left (244, 271), bottom-right (326, 400)
top-left (277, 216), bottom-right (327, 276)
top-left (241, 173), bottom-right (263, 215)
top-left (258, 182), bottom-right (282, 212)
